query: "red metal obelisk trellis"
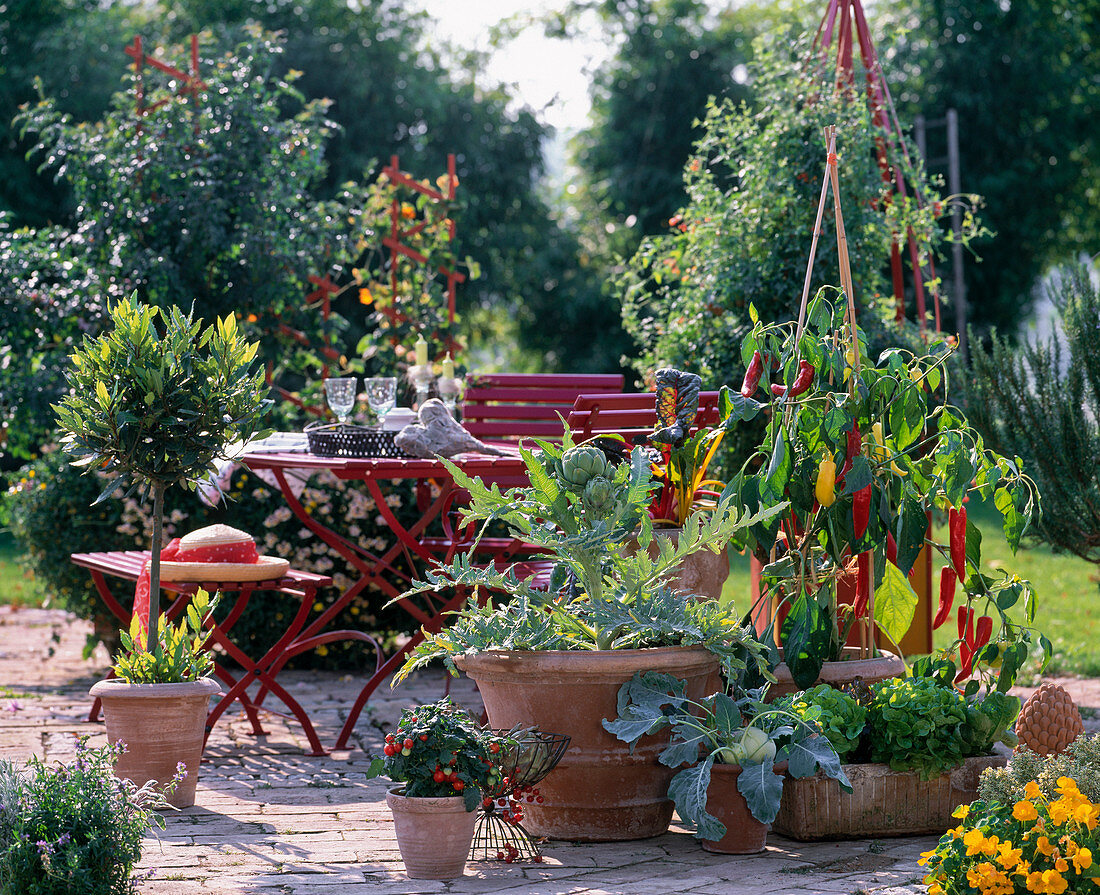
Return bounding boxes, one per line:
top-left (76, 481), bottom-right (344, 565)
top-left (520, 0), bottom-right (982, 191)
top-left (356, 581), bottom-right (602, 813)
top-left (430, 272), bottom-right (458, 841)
top-left (814, 0), bottom-right (943, 336)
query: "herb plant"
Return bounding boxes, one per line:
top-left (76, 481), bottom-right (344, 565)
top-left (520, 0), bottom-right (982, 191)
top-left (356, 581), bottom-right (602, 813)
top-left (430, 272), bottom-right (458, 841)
top-left (779, 671), bottom-right (1020, 778)
top-left (603, 671), bottom-right (850, 838)
top-left (775, 684), bottom-right (867, 763)
top-left (393, 429), bottom-right (785, 685)
top-left (979, 734), bottom-right (1100, 807)
top-left (0, 739), bottom-right (175, 895)
top-left (367, 699), bottom-right (511, 812)
top-left (112, 589), bottom-right (218, 685)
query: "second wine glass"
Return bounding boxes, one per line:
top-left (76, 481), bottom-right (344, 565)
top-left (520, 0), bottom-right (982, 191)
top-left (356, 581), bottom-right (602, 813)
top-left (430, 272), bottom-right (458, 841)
top-left (365, 376), bottom-right (397, 425)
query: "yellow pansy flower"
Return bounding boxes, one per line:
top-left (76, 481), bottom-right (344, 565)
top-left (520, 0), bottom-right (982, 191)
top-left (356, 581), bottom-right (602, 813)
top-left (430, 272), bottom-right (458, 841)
top-left (996, 841), bottom-right (1023, 870)
top-left (1025, 781), bottom-right (1043, 800)
top-left (953, 804), bottom-right (971, 819)
top-left (1073, 847), bottom-right (1094, 873)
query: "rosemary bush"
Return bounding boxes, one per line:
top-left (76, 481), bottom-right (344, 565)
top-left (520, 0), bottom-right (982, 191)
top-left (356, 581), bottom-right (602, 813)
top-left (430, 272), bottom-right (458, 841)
top-left (979, 733), bottom-right (1100, 806)
top-left (0, 740), bottom-right (172, 894)
top-left (967, 263), bottom-right (1100, 567)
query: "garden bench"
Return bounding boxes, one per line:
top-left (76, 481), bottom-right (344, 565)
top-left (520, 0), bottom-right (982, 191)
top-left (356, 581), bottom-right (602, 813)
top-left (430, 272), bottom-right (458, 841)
top-left (70, 549), bottom-right (374, 756)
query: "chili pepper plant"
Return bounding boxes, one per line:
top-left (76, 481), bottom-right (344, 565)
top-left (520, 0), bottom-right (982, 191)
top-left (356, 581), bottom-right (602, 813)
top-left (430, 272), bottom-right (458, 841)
top-left (722, 288), bottom-right (1047, 694)
top-left (367, 699), bottom-right (514, 812)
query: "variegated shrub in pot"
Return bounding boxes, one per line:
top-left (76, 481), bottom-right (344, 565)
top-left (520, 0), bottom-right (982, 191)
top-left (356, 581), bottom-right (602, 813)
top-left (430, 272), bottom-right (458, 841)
top-left (392, 427), bottom-right (784, 841)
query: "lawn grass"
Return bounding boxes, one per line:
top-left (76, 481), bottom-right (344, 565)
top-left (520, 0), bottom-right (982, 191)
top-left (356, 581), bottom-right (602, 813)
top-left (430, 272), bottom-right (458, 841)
top-left (721, 496), bottom-right (1099, 678)
top-left (0, 530), bottom-right (44, 608)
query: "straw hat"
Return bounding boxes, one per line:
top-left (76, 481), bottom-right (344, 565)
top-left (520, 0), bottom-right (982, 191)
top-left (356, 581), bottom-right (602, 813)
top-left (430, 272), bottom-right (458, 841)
top-left (159, 524), bottom-right (290, 583)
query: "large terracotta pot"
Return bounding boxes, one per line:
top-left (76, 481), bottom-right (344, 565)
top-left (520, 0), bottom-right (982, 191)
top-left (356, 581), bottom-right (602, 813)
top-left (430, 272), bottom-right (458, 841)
top-left (89, 678), bottom-right (221, 808)
top-left (766, 647), bottom-right (905, 702)
top-left (456, 647), bottom-right (718, 842)
top-left (630, 529), bottom-right (731, 600)
top-left (700, 762), bottom-right (787, 854)
top-left (385, 789), bottom-right (476, 879)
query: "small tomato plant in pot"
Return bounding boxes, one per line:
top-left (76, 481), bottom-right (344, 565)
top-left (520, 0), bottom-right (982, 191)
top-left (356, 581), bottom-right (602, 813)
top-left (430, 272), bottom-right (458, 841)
top-left (604, 671), bottom-right (851, 841)
top-left (722, 288), bottom-right (1047, 694)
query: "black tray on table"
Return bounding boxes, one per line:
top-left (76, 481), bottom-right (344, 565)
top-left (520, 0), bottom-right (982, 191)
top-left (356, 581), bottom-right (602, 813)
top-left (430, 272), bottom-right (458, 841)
top-left (304, 422), bottom-right (411, 458)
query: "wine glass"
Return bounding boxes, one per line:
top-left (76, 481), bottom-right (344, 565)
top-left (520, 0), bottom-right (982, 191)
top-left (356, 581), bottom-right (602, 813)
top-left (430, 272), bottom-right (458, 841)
top-left (324, 376), bottom-right (357, 425)
top-left (365, 376), bottom-right (398, 424)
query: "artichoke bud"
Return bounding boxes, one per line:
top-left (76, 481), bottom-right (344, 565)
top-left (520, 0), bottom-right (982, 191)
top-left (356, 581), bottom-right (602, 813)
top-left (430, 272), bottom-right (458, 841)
top-left (560, 445), bottom-right (610, 488)
top-left (582, 475), bottom-right (614, 515)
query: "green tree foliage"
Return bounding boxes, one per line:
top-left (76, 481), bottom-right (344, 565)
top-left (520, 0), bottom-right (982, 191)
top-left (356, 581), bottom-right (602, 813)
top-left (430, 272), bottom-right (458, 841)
top-left (0, 0), bottom-right (137, 227)
top-left (967, 264), bottom-right (1100, 567)
top-left (619, 35), bottom-right (929, 398)
top-left (570, 0), bottom-right (760, 238)
top-left (13, 31), bottom-right (358, 437)
top-left (880, 0), bottom-right (1100, 331)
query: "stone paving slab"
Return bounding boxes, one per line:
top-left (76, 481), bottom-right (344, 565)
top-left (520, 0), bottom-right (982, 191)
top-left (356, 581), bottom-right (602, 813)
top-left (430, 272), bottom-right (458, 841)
top-left (11, 606), bottom-right (1097, 895)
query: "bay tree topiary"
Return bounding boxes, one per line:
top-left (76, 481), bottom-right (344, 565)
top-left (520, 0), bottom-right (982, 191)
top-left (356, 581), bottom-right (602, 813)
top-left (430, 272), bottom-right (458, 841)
top-left (54, 295), bottom-right (270, 652)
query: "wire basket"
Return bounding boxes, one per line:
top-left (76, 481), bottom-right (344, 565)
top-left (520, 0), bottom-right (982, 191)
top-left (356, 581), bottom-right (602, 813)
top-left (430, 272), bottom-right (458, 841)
top-left (304, 422), bottom-right (409, 458)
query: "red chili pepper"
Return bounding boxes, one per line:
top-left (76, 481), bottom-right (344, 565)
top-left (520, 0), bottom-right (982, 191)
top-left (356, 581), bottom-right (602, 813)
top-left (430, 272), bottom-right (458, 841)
top-left (949, 505), bottom-right (968, 579)
top-left (770, 360), bottom-right (815, 399)
top-left (838, 422), bottom-right (862, 483)
top-left (973, 615), bottom-right (993, 653)
top-left (852, 552), bottom-right (871, 619)
top-left (886, 531), bottom-right (898, 566)
top-left (933, 566), bottom-right (957, 629)
top-left (740, 351), bottom-right (764, 398)
top-left (957, 606), bottom-right (976, 680)
top-left (852, 484), bottom-right (872, 539)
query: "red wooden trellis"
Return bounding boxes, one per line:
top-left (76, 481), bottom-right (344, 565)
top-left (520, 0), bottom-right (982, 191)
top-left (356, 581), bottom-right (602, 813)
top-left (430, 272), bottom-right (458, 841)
top-left (125, 35), bottom-right (205, 126)
top-left (814, 0), bottom-right (943, 336)
top-left (381, 154), bottom-right (465, 328)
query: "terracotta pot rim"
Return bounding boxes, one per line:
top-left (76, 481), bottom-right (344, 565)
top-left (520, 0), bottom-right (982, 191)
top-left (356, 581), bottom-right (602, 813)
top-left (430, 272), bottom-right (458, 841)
top-left (89, 677), bottom-right (222, 699)
top-left (386, 788), bottom-right (473, 813)
top-left (455, 645), bottom-right (717, 676)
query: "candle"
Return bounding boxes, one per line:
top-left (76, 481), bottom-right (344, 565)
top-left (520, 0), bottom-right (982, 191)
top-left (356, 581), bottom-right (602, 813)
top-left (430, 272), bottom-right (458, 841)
top-left (414, 334), bottom-right (428, 367)
top-left (441, 353), bottom-right (454, 380)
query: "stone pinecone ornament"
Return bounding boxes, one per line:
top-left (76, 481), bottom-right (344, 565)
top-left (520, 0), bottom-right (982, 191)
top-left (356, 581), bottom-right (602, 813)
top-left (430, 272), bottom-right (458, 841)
top-left (1016, 682), bottom-right (1084, 756)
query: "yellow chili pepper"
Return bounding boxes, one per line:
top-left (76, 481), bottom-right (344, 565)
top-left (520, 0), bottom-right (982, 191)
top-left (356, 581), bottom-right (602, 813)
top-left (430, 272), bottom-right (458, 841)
top-left (815, 455), bottom-right (837, 507)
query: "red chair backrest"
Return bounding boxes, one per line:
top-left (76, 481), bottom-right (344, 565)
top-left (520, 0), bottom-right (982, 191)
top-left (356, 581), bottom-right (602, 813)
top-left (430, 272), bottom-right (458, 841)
top-left (461, 373), bottom-right (625, 444)
top-left (566, 391), bottom-right (723, 444)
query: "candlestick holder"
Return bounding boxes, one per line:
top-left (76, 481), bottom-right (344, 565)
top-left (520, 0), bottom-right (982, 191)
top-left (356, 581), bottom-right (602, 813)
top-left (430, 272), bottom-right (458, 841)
top-left (436, 376), bottom-right (462, 415)
top-left (407, 364), bottom-right (434, 408)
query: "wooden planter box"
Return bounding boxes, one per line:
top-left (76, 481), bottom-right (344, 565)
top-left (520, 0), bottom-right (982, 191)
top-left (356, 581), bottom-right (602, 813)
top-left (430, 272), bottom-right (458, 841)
top-left (772, 753), bottom-right (1008, 841)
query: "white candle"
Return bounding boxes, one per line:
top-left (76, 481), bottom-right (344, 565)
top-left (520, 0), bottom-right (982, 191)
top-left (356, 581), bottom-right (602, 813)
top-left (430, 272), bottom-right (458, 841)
top-left (414, 334), bottom-right (428, 367)
top-left (441, 353), bottom-right (455, 380)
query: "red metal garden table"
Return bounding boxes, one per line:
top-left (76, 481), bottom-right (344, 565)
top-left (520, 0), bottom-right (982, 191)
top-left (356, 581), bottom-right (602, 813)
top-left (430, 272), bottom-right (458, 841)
top-left (239, 445), bottom-right (529, 750)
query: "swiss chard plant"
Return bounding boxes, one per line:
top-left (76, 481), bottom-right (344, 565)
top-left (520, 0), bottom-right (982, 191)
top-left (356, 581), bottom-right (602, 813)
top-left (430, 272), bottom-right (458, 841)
top-left (392, 427), bottom-right (786, 685)
top-left (603, 671), bottom-right (851, 839)
top-left (721, 288), bottom-right (1046, 693)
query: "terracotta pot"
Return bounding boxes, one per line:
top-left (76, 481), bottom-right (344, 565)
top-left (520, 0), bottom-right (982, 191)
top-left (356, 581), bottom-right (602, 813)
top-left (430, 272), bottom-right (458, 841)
top-left (629, 529), bottom-right (731, 600)
top-left (700, 762), bottom-right (786, 854)
top-left (767, 647), bottom-right (905, 702)
top-left (385, 789), bottom-right (476, 879)
top-left (456, 647), bottom-right (718, 842)
top-left (89, 678), bottom-right (221, 808)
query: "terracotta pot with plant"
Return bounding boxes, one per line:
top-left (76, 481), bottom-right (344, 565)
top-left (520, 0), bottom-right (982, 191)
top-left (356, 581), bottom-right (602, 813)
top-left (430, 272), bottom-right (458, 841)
top-left (367, 699), bottom-right (512, 879)
top-left (55, 295), bottom-right (270, 807)
top-left (720, 128), bottom-right (1045, 697)
top-left (604, 670), bottom-right (849, 854)
top-left (392, 428), bottom-right (784, 841)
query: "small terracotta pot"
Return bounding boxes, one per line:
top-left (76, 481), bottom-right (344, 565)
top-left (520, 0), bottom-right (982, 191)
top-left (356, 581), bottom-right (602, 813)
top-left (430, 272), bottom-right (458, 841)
top-left (386, 789), bottom-right (476, 879)
top-left (767, 647), bottom-right (905, 702)
top-left (700, 762), bottom-right (786, 854)
top-left (456, 647), bottom-right (718, 842)
top-left (89, 678), bottom-right (220, 808)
